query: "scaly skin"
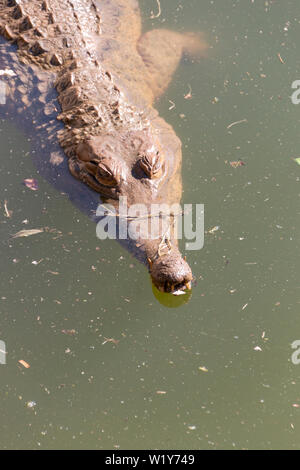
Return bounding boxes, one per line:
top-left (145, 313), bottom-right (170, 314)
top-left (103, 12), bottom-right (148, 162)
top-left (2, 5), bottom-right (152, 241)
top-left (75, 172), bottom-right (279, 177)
top-left (0, 0), bottom-right (208, 293)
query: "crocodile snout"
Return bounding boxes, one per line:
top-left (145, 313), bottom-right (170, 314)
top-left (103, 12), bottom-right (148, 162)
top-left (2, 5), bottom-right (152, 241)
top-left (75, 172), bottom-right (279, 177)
top-left (149, 251), bottom-right (193, 294)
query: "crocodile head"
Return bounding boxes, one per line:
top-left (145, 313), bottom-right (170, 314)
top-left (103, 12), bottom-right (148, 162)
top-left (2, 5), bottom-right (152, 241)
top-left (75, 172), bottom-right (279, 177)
top-left (72, 122), bottom-right (193, 294)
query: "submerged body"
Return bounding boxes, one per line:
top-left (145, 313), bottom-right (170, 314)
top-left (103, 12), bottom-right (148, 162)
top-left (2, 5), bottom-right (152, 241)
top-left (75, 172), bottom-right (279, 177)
top-left (0, 0), bottom-right (208, 293)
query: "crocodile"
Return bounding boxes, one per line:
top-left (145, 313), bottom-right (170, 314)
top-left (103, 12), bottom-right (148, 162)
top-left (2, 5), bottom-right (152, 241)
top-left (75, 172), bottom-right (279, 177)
top-left (0, 0), bottom-right (208, 294)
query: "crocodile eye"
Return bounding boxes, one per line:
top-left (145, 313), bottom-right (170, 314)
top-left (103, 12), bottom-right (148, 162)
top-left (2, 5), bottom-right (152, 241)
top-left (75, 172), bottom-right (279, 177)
top-left (96, 159), bottom-right (124, 187)
top-left (140, 151), bottom-right (164, 179)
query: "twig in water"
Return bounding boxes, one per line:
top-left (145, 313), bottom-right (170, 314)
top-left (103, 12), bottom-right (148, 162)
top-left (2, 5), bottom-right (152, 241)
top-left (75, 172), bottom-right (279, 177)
top-left (3, 200), bottom-right (12, 218)
top-left (227, 119), bottom-right (247, 130)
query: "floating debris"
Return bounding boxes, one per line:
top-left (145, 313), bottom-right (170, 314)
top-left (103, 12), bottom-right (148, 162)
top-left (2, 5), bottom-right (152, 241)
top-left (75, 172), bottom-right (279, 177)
top-left (227, 119), bottom-right (247, 129)
top-left (3, 200), bottom-right (12, 218)
top-left (18, 360), bottom-right (30, 369)
top-left (150, 0), bottom-right (162, 19)
top-left (12, 228), bottom-right (44, 239)
top-left (32, 259), bottom-right (44, 266)
top-left (26, 401), bottom-right (37, 409)
top-left (61, 329), bottom-right (77, 336)
top-left (184, 84), bottom-right (193, 100)
top-left (102, 337), bottom-right (119, 345)
top-left (230, 160), bottom-right (246, 168)
top-left (156, 390), bottom-right (167, 395)
top-left (277, 53), bottom-right (285, 64)
top-left (198, 366), bottom-right (209, 373)
top-left (23, 178), bottom-right (39, 191)
top-left (208, 226), bottom-right (220, 234)
top-left (294, 157), bottom-right (300, 166)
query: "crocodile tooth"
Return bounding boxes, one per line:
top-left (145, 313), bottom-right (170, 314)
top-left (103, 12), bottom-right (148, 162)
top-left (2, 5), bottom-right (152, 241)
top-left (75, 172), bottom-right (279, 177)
top-left (19, 15), bottom-right (35, 32)
top-left (50, 53), bottom-right (63, 66)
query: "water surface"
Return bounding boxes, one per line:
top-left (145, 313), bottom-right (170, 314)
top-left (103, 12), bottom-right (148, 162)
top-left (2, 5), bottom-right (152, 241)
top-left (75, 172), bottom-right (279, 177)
top-left (0, 0), bottom-right (299, 450)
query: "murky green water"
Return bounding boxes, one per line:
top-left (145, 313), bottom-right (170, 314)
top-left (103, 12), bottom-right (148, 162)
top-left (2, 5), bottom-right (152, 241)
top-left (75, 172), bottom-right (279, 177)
top-left (0, 0), bottom-right (299, 450)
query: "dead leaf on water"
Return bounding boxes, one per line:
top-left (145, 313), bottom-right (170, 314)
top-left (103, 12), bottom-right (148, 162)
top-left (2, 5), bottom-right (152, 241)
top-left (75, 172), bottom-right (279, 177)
top-left (229, 161), bottom-right (246, 168)
top-left (102, 337), bottom-right (119, 345)
top-left (12, 229), bottom-right (44, 239)
top-left (23, 178), bottom-right (39, 191)
top-left (18, 360), bottom-right (30, 369)
top-left (61, 329), bottom-right (77, 336)
top-left (208, 226), bottom-right (220, 234)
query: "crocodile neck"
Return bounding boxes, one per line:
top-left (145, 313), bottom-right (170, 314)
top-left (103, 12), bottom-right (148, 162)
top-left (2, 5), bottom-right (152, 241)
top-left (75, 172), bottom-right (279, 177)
top-left (0, 0), bottom-right (154, 157)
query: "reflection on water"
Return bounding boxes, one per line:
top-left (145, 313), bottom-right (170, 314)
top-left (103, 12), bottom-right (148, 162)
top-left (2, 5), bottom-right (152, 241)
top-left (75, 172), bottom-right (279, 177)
top-left (0, 0), bottom-right (299, 450)
top-left (152, 282), bottom-right (192, 308)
